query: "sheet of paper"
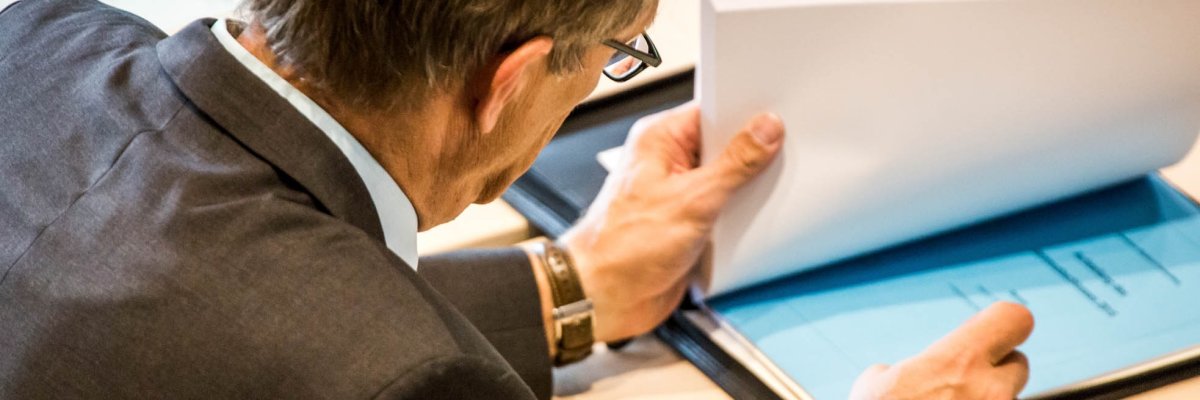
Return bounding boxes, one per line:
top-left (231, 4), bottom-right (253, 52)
top-left (699, 0), bottom-right (1200, 296)
top-left (596, 146), bottom-right (623, 172)
top-left (710, 177), bottom-right (1200, 399)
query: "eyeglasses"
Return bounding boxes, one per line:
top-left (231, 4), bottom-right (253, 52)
top-left (601, 32), bottom-right (662, 82)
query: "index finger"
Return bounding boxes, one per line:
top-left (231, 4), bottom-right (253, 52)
top-left (928, 302), bottom-right (1035, 365)
top-left (627, 102), bottom-right (700, 156)
top-left (619, 103), bottom-right (703, 179)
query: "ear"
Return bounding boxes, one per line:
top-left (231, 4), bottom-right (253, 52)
top-left (474, 36), bottom-right (554, 134)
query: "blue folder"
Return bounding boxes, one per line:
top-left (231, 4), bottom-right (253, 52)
top-left (708, 175), bottom-right (1200, 398)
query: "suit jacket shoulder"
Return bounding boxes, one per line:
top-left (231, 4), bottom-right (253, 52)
top-left (0, 1), bottom-right (548, 398)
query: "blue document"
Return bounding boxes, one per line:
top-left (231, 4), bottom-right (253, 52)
top-left (709, 176), bottom-right (1200, 399)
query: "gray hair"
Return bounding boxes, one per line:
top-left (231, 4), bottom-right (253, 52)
top-left (242, 0), bottom-right (657, 110)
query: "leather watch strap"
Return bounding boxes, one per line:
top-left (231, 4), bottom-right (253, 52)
top-left (539, 241), bottom-right (594, 365)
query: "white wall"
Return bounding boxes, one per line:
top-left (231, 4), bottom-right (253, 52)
top-left (100, 0), bottom-right (242, 33)
top-left (0, 1), bottom-right (240, 33)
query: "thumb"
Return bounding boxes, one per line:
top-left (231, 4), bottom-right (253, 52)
top-left (707, 113), bottom-right (785, 192)
top-left (929, 302), bottom-right (1034, 365)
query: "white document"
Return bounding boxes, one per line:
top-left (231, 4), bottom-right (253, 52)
top-left (596, 146), bottom-right (624, 172)
top-left (699, 0), bottom-right (1200, 296)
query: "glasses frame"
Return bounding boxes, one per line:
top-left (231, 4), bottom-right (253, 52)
top-left (601, 32), bottom-right (662, 82)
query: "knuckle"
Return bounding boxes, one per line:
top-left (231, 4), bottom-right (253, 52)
top-left (628, 116), bottom-right (669, 145)
top-left (629, 104), bottom-right (695, 142)
top-left (1008, 350), bottom-right (1030, 367)
top-left (926, 354), bottom-right (974, 389)
top-left (724, 137), bottom-right (765, 174)
top-left (865, 363), bottom-right (890, 375)
top-left (629, 118), bottom-right (655, 137)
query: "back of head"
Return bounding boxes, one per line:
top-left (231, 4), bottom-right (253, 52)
top-left (242, 0), bottom-right (657, 111)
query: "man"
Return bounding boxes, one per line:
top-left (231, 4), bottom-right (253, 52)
top-left (0, 0), bottom-right (1033, 398)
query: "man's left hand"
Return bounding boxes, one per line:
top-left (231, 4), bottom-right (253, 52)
top-left (560, 103), bottom-right (785, 342)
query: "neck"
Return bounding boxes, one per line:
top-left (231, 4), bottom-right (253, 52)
top-left (235, 23), bottom-right (478, 230)
top-left (332, 100), bottom-right (483, 231)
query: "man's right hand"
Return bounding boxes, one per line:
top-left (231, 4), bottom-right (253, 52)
top-left (849, 302), bottom-right (1035, 400)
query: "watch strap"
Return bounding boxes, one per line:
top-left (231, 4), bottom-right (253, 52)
top-left (538, 241), bottom-right (594, 365)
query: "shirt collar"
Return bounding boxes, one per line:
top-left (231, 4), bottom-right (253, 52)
top-left (210, 19), bottom-right (419, 269)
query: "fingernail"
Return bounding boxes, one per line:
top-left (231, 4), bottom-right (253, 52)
top-left (750, 113), bottom-right (784, 146)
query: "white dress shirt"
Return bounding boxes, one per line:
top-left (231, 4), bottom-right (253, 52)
top-left (211, 19), bottom-right (419, 269)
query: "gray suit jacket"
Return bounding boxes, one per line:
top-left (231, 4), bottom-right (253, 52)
top-left (0, 1), bottom-right (551, 398)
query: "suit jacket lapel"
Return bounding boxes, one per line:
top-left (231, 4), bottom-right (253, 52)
top-left (154, 19), bottom-right (386, 242)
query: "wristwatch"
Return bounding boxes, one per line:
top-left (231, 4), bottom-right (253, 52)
top-left (536, 241), bottom-right (595, 366)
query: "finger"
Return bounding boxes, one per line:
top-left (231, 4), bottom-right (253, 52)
top-left (861, 363), bottom-right (890, 378)
top-left (992, 351), bottom-right (1031, 395)
top-left (848, 364), bottom-right (891, 400)
top-left (929, 302), bottom-right (1035, 365)
top-left (628, 100), bottom-right (698, 139)
top-left (700, 112), bottom-right (785, 194)
top-left (663, 101), bottom-right (703, 157)
top-left (627, 104), bottom-right (702, 169)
